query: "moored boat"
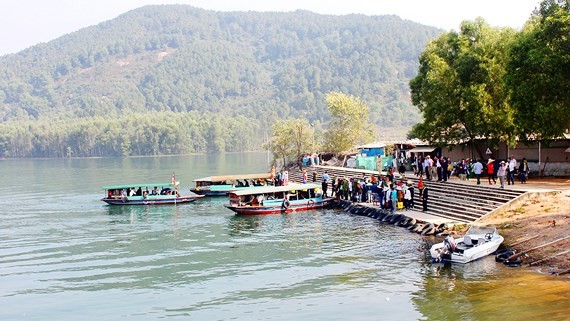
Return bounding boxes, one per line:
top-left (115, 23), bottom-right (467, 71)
top-left (430, 225), bottom-right (504, 263)
top-left (101, 182), bottom-right (204, 205)
top-left (191, 173), bottom-right (273, 196)
top-left (224, 183), bottom-right (334, 215)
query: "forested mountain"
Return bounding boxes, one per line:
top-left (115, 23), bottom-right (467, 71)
top-left (0, 5), bottom-right (441, 157)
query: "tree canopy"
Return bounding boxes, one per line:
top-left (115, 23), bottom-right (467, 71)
top-left (264, 118), bottom-right (314, 166)
top-left (410, 0), bottom-right (570, 155)
top-left (506, 0), bottom-right (570, 140)
top-left (323, 92), bottom-right (375, 153)
top-left (409, 19), bottom-right (516, 158)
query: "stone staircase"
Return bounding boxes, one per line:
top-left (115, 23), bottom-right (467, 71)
top-left (288, 165), bottom-right (526, 223)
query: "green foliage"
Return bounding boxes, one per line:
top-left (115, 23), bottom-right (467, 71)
top-left (506, 0), bottom-right (570, 140)
top-left (0, 6), bottom-right (441, 157)
top-left (409, 19), bottom-right (517, 157)
top-left (323, 92), bottom-right (375, 153)
top-left (0, 112), bottom-right (262, 158)
top-left (265, 119), bottom-right (314, 166)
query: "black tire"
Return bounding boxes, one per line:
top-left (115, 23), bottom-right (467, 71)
top-left (390, 214), bottom-right (403, 224)
top-left (408, 223), bottom-right (419, 231)
top-left (496, 249), bottom-right (516, 262)
top-left (376, 211), bottom-right (387, 221)
top-left (421, 227), bottom-right (436, 236)
top-left (349, 207), bottom-right (359, 214)
top-left (382, 214), bottom-right (393, 222)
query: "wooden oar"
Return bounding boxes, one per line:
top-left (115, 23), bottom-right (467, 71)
top-left (526, 249), bottom-right (570, 266)
top-left (508, 235), bottom-right (570, 261)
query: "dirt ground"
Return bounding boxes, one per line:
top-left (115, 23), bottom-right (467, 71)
top-left (477, 185), bottom-right (570, 275)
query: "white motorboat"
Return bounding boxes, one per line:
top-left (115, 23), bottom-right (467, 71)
top-left (430, 225), bottom-right (504, 263)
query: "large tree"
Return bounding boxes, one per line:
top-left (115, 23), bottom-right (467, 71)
top-left (506, 0), bottom-right (570, 140)
top-left (323, 92), bottom-right (374, 153)
top-left (265, 118), bottom-right (314, 166)
top-left (409, 19), bottom-right (516, 158)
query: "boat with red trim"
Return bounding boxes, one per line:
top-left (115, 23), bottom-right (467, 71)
top-left (224, 183), bottom-right (334, 215)
top-left (101, 182), bottom-right (204, 205)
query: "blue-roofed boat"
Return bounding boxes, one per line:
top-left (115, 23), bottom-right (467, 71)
top-left (101, 182), bottom-right (203, 205)
top-left (191, 173), bottom-right (273, 196)
top-left (224, 183), bottom-right (334, 215)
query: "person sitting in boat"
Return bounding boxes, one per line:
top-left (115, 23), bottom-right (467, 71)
top-left (143, 191), bottom-right (149, 199)
top-left (136, 187), bottom-right (142, 196)
top-left (256, 194), bottom-right (264, 205)
top-left (129, 188), bottom-right (136, 197)
top-left (151, 187), bottom-right (158, 195)
top-left (121, 189), bottom-right (128, 202)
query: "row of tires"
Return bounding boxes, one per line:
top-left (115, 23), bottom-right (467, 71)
top-left (334, 200), bottom-right (448, 236)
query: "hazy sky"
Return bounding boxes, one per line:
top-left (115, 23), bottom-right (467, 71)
top-left (0, 0), bottom-right (540, 56)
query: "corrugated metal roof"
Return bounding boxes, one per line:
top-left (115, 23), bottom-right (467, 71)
top-left (193, 173), bottom-right (271, 182)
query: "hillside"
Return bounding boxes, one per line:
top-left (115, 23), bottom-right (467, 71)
top-left (0, 5), bottom-right (441, 157)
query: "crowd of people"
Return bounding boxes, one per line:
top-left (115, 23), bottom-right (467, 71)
top-left (410, 155), bottom-right (530, 188)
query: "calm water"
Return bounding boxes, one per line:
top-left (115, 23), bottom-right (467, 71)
top-left (1, 153), bottom-right (568, 321)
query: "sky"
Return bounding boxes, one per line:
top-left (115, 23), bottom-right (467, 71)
top-left (0, 0), bottom-right (541, 56)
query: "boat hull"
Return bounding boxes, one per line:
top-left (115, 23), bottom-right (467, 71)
top-left (190, 189), bottom-right (229, 196)
top-left (430, 231), bottom-right (504, 264)
top-left (224, 198), bottom-right (334, 215)
top-left (101, 195), bottom-right (203, 205)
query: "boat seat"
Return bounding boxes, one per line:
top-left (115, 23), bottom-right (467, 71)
top-left (477, 238), bottom-right (486, 246)
top-left (463, 235), bottom-right (473, 247)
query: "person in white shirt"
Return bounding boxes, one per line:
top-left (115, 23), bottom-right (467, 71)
top-left (508, 157), bottom-right (517, 185)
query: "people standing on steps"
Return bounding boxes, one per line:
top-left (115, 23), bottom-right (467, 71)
top-left (420, 185), bottom-right (429, 212)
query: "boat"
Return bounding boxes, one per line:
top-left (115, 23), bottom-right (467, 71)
top-left (191, 173), bottom-right (273, 196)
top-left (224, 183), bottom-right (334, 215)
top-left (101, 182), bottom-right (204, 205)
top-left (430, 225), bottom-right (504, 263)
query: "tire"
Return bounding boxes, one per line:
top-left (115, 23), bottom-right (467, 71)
top-left (382, 214), bottom-right (393, 222)
top-left (421, 227), bottom-right (436, 236)
top-left (495, 249), bottom-right (516, 262)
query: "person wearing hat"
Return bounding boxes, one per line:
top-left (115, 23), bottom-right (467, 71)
top-left (497, 161), bottom-right (508, 189)
top-left (487, 159), bottom-right (496, 185)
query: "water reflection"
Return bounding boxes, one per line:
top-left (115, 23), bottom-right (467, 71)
top-left (413, 257), bottom-right (570, 321)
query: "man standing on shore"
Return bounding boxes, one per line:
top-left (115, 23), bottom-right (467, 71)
top-left (420, 185), bottom-right (429, 211)
top-left (498, 161), bottom-right (507, 189)
top-left (473, 159), bottom-right (484, 185)
top-left (508, 156), bottom-right (517, 185)
top-left (322, 171), bottom-right (330, 197)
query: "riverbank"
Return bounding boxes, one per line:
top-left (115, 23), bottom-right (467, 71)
top-left (476, 179), bottom-right (570, 275)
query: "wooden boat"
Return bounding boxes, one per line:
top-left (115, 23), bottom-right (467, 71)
top-left (101, 182), bottom-right (204, 205)
top-left (224, 183), bottom-right (334, 215)
top-left (191, 173), bottom-right (273, 196)
top-left (430, 225), bottom-right (504, 263)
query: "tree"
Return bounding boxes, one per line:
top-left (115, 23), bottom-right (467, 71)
top-left (265, 118), bottom-right (314, 166)
top-left (409, 19), bottom-right (516, 159)
top-left (323, 92), bottom-right (374, 153)
top-left (506, 0), bottom-right (570, 140)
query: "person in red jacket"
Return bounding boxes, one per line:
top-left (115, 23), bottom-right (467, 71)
top-left (487, 159), bottom-right (496, 185)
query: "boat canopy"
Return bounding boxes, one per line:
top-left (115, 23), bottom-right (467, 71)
top-left (193, 173), bottom-right (271, 183)
top-left (102, 183), bottom-right (176, 190)
top-left (230, 183), bottom-right (320, 196)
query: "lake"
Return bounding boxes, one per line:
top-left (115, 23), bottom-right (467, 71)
top-left (1, 153), bottom-right (568, 320)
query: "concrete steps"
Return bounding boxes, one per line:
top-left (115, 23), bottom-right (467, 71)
top-left (288, 165), bottom-right (525, 223)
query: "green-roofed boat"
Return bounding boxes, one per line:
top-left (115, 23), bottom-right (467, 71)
top-left (101, 182), bottom-right (204, 205)
top-left (224, 183), bottom-right (334, 215)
